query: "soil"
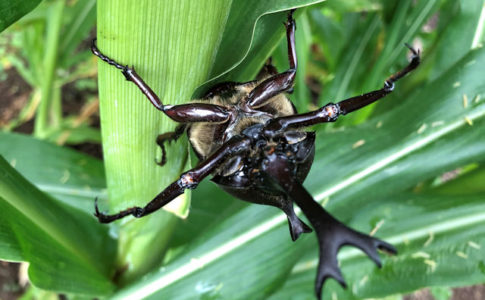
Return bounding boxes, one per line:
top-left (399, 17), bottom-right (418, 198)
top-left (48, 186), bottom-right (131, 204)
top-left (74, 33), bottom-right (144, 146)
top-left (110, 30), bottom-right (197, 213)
top-left (0, 262), bottom-right (23, 300)
top-left (0, 68), bottom-right (31, 129)
top-left (405, 285), bottom-right (485, 300)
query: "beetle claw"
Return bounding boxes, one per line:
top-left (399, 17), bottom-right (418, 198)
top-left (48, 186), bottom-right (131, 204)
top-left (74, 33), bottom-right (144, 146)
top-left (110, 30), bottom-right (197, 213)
top-left (93, 197), bottom-right (108, 222)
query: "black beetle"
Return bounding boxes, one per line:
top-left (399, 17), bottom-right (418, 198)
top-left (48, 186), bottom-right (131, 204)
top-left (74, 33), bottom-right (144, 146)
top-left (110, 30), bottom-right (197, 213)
top-left (92, 9), bottom-right (420, 299)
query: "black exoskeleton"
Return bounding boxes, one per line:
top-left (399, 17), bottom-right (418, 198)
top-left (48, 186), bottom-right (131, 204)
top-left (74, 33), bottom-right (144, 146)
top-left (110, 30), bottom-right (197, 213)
top-left (92, 9), bottom-right (420, 299)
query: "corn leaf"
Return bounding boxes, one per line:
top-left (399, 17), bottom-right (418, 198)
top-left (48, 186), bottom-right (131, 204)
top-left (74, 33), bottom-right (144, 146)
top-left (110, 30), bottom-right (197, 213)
top-left (111, 26), bottom-right (485, 300)
top-left (0, 0), bottom-right (42, 33)
top-left (0, 156), bottom-right (115, 295)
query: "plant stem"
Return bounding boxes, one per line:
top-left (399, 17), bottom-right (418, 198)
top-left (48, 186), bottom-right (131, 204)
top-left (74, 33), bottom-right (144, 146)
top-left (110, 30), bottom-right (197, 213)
top-left (34, 0), bottom-right (64, 138)
top-left (96, 0), bottom-right (232, 282)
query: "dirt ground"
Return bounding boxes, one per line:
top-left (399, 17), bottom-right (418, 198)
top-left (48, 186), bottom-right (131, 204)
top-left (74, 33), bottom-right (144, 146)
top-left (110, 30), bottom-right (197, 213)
top-left (0, 58), bottom-right (484, 300)
top-left (405, 286), bottom-right (485, 300)
top-left (0, 262), bottom-right (23, 300)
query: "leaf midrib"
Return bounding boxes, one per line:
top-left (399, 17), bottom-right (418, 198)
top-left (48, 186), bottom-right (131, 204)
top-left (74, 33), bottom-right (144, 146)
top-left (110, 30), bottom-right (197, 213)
top-left (36, 183), bottom-right (107, 199)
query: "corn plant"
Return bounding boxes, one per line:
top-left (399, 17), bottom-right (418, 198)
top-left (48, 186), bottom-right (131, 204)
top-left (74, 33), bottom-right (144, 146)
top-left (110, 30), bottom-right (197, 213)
top-left (0, 0), bottom-right (484, 299)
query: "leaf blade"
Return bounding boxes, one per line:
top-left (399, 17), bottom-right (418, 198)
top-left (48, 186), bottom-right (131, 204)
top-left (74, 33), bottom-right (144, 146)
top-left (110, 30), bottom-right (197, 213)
top-left (112, 45), bottom-right (485, 299)
top-left (0, 0), bottom-right (42, 33)
top-left (270, 193), bottom-right (485, 299)
top-left (0, 156), bottom-right (116, 295)
top-left (0, 132), bottom-right (106, 213)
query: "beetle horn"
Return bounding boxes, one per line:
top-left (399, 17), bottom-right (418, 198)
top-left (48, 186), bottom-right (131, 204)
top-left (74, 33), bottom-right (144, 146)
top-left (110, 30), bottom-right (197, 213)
top-left (261, 153), bottom-right (396, 299)
top-left (289, 182), bottom-right (396, 299)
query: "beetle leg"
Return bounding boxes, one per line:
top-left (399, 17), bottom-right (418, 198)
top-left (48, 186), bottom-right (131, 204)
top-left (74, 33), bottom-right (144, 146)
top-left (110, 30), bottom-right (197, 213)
top-left (261, 153), bottom-right (396, 300)
top-left (246, 9), bottom-right (297, 109)
top-left (280, 196), bottom-right (312, 241)
top-left (94, 136), bottom-right (251, 223)
top-left (255, 57), bottom-right (279, 81)
top-left (263, 45), bottom-right (420, 136)
top-left (337, 44), bottom-right (420, 115)
top-left (156, 125), bottom-right (186, 167)
top-left (239, 192), bottom-right (312, 241)
top-left (91, 39), bottom-right (231, 123)
top-left (203, 81), bottom-right (241, 98)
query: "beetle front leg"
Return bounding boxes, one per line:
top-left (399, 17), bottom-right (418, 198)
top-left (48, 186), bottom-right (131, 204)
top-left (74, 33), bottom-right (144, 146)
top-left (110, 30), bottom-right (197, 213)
top-left (246, 9), bottom-right (297, 108)
top-left (91, 39), bottom-right (164, 111)
top-left (94, 136), bottom-right (251, 223)
top-left (337, 44), bottom-right (420, 115)
top-left (92, 39), bottom-right (231, 124)
top-left (263, 45), bottom-right (420, 136)
top-left (94, 170), bottom-right (201, 223)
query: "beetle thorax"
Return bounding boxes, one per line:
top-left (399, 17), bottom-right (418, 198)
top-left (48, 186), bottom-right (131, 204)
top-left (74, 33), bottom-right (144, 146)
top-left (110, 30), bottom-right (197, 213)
top-left (188, 81), bottom-right (296, 160)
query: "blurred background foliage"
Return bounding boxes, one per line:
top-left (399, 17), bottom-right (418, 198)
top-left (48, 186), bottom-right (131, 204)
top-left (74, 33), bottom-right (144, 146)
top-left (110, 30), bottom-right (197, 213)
top-left (0, 0), bottom-right (484, 299)
top-left (0, 0), bottom-right (98, 144)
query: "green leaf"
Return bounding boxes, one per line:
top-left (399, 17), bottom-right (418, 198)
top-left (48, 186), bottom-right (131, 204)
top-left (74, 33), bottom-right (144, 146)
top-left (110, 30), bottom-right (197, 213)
top-left (112, 43), bottom-right (485, 299)
top-left (58, 0), bottom-right (97, 68)
top-left (318, 0), bottom-right (441, 125)
top-left (112, 204), bottom-right (309, 300)
top-left (317, 13), bottom-right (381, 105)
top-left (0, 132), bottom-right (106, 214)
top-left (270, 193), bottom-right (485, 299)
top-left (430, 286), bottom-right (452, 300)
top-left (0, 156), bottom-right (116, 295)
top-left (432, 166), bottom-right (485, 196)
top-left (308, 7), bottom-right (345, 71)
top-left (0, 0), bottom-right (42, 33)
top-left (206, 0), bottom-right (327, 84)
top-left (306, 47), bottom-right (485, 218)
top-left (430, 0), bottom-right (484, 79)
